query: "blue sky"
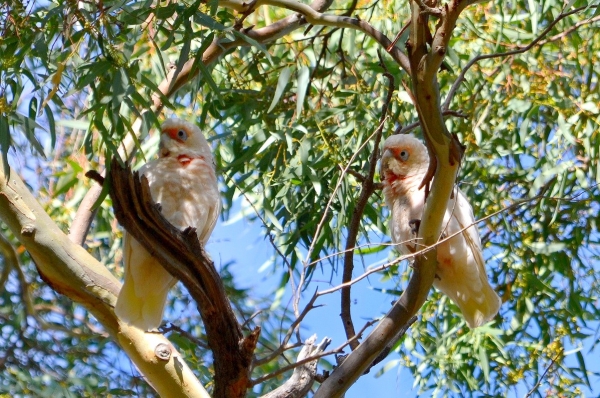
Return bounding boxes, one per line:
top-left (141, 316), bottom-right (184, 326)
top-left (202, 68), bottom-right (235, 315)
top-left (207, 196), bottom-right (600, 398)
top-left (208, 204), bottom-right (420, 398)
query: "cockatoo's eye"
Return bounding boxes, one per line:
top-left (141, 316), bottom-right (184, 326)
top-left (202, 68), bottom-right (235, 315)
top-left (399, 150), bottom-right (409, 161)
top-left (177, 130), bottom-right (188, 141)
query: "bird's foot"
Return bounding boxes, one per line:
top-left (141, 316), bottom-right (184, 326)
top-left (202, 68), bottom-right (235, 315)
top-left (409, 219), bottom-right (421, 235)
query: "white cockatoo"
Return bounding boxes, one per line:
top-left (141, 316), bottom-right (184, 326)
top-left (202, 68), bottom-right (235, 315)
top-left (115, 118), bottom-right (221, 331)
top-left (380, 134), bottom-right (501, 328)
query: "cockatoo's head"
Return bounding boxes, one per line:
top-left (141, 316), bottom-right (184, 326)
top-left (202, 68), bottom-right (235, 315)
top-left (380, 134), bottom-right (429, 188)
top-left (158, 118), bottom-right (213, 165)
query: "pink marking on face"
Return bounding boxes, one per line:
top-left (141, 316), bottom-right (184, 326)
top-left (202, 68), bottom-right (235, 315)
top-left (177, 154), bottom-right (192, 166)
top-left (382, 170), bottom-right (406, 185)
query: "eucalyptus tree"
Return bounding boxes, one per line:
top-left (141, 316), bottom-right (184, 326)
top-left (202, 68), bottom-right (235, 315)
top-left (1, 0), bottom-right (599, 396)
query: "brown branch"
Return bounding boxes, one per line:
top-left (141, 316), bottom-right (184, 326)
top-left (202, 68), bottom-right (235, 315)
top-left (108, 160), bottom-right (259, 398)
top-left (254, 290), bottom-right (320, 366)
top-left (415, 0), bottom-right (441, 16)
top-left (340, 65), bottom-right (395, 350)
top-left (387, 19), bottom-right (411, 52)
top-left (524, 355), bottom-right (560, 398)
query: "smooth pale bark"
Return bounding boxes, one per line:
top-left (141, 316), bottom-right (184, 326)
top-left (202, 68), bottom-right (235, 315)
top-left (0, 163), bottom-right (209, 398)
top-left (314, 1), bottom-right (470, 396)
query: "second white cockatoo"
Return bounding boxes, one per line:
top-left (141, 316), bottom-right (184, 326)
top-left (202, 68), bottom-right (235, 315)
top-left (380, 134), bottom-right (501, 328)
top-left (115, 118), bottom-right (221, 331)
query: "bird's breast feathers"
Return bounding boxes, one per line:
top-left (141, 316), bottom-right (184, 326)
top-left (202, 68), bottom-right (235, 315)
top-left (139, 156), bottom-right (220, 234)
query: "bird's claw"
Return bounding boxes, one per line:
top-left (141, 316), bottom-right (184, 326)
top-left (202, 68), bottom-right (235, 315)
top-left (409, 219), bottom-right (421, 235)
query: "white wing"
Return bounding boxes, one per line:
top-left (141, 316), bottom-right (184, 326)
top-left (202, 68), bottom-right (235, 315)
top-left (115, 156), bottom-right (220, 330)
top-left (434, 188), bottom-right (501, 328)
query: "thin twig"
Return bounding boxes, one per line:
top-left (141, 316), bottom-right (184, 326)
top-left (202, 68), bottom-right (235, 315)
top-left (224, 175), bottom-right (298, 307)
top-left (443, 5), bottom-right (597, 110)
top-left (341, 64), bottom-right (395, 350)
top-left (296, 127), bottom-right (382, 312)
top-left (252, 319), bottom-right (376, 386)
top-left (254, 290), bottom-right (320, 366)
top-left (524, 355), bottom-right (560, 398)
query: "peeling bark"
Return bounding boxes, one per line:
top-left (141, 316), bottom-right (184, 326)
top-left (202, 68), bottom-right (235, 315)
top-left (261, 335), bottom-right (331, 398)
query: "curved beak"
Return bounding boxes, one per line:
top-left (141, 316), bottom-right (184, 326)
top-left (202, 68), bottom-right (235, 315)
top-left (379, 148), bottom-right (392, 181)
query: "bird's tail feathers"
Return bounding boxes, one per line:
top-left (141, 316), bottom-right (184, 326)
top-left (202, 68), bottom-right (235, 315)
top-left (115, 281), bottom-right (171, 331)
top-left (438, 280), bottom-right (501, 329)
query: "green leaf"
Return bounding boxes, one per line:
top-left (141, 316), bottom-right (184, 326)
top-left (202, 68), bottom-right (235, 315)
top-left (193, 11), bottom-right (225, 30)
top-left (44, 104), bottom-right (56, 149)
top-left (295, 66), bottom-right (310, 120)
top-left (230, 30), bottom-right (272, 63)
top-left (0, 115), bottom-right (10, 177)
top-left (267, 66), bottom-right (292, 113)
top-left (111, 68), bottom-right (129, 116)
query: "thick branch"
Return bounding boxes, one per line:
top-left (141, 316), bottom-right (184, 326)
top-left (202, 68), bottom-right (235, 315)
top-left (109, 159), bottom-right (259, 398)
top-left (260, 335), bottom-right (331, 398)
top-left (0, 162), bottom-right (209, 397)
top-left (233, 0), bottom-right (411, 73)
top-left (314, 1), bottom-right (473, 395)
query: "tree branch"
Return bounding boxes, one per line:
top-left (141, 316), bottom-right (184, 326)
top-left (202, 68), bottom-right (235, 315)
top-left (524, 355), bottom-right (560, 398)
top-left (340, 67), bottom-right (395, 350)
top-left (233, 0), bottom-right (411, 73)
top-left (109, 159), bottom-right (260, 398)
top-left (259, 335), bottom-right (332, 398)
top-left (0, 161), bottom-right (209, 398)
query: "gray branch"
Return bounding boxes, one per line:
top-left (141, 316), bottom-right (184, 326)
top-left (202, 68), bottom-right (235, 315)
top-left (261, 335), bottom-right (332, 398)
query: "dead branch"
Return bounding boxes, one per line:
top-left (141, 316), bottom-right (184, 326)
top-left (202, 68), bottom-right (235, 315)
top-left (109, 159), bottom-right (259, 398)
top-left (259, 335), bottom-right (332, 398)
